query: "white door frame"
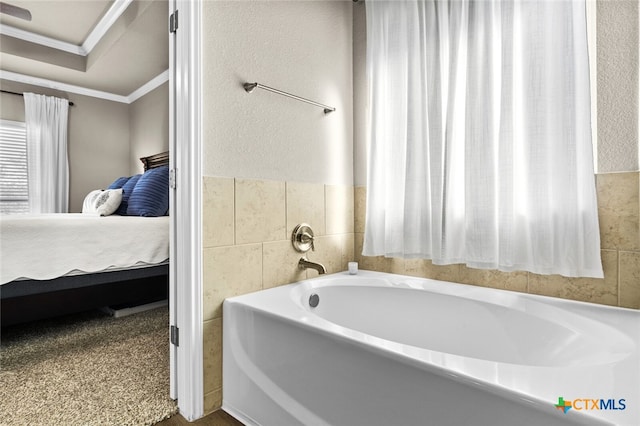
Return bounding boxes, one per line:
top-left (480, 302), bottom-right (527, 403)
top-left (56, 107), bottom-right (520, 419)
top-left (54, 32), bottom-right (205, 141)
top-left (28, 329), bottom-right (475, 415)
top-left (169, 0), bottom-right (204, 421)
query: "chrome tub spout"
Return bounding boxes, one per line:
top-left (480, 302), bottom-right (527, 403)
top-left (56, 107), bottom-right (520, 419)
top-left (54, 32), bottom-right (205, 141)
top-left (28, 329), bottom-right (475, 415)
top-left (298, 257), bottom-right (327, 275)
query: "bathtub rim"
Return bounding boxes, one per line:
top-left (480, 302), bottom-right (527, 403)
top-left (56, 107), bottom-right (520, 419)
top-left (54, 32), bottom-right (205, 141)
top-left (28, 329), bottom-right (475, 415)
top-left (293, 270), bottom-right (640, 315)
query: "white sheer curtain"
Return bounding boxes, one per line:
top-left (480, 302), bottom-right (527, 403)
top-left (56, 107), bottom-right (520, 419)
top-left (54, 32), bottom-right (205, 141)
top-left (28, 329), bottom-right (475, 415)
top-left (23, 93), bottom-right (70, 213)
top-left (363, 0), bottom-right (603, 278)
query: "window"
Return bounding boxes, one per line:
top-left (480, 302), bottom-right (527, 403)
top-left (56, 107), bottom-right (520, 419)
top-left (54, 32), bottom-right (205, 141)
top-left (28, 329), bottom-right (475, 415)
top-left (0, 119), bottom-right (28, 214)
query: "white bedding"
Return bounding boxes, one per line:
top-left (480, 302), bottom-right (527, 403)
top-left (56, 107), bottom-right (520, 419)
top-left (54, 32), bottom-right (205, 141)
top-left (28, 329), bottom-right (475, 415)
top-left (0, 214), bottom-right (169, 284)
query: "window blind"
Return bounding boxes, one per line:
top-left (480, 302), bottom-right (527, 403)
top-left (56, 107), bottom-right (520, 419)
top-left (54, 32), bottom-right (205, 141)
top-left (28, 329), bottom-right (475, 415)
top-left (0, 119), bottom-right (28, 214)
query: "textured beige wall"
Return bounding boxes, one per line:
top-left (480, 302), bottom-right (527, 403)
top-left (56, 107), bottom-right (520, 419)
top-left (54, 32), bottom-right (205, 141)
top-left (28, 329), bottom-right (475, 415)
top-left (202, 0), bottom-right (353, 185)
top-left (0, 80), bottom-right (131, 213)
top-left (67, 95), bottom-right (130, 212)
top-left (0, 90), bottom-right (25, 121)
top-left (129, 82), bottom-right (169, 175)
top-left (597, 0), bottom-right (639, 172)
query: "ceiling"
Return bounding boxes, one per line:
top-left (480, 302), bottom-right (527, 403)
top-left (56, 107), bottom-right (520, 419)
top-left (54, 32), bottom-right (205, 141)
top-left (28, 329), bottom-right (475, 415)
top-left (0, 0), bottom-right (169, 97)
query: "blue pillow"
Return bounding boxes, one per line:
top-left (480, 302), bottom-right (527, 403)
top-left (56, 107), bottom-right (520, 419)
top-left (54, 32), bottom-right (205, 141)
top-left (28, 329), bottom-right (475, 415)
top-left (107, 176), bottom-right (130, 190)
top-left (126, 166), bottom-right (169, 217)
top-left (115, 174), bottom-right (141, 215)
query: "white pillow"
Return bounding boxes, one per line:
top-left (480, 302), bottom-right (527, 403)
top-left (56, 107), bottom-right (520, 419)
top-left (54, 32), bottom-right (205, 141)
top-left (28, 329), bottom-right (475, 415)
top-left (82, 188), bottom-right (123, 216)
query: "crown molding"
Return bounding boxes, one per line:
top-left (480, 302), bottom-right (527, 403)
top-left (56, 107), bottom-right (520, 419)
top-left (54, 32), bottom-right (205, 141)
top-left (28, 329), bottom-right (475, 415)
top-left (0, 70), bottom-right (168, 104)
top-left (128, 70), bottom-right (170, 103)
top-left (82, 0), bottom-right (133, 54)
top-left (0, 24), bottom-right (85, 55)
top-left (0, 0), bottom-right (133, 57)
top-left (0, 70), bottom-right (128, 102)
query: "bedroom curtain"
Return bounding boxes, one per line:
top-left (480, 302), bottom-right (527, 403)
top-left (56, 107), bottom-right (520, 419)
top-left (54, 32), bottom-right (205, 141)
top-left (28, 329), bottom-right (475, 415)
top-left (363, 0), bottom-right (603, 278)
top-left (23, 93), bottom-right (70, 213)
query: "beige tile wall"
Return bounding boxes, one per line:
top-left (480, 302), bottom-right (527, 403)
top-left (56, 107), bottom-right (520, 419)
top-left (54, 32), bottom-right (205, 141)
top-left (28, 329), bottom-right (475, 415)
top-left (354, 172), bottom-right (640, 309)
top-left (202, 176), bottom-right (355, 414)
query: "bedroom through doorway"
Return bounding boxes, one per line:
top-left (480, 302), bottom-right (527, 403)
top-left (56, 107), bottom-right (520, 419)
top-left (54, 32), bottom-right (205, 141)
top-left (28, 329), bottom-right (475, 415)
top-left (0, 0), bottom-right (179, 423)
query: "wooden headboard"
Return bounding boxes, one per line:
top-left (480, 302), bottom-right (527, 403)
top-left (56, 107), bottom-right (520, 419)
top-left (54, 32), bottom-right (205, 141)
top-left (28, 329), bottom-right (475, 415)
top-left (140, 151), bottom-right (169, 171)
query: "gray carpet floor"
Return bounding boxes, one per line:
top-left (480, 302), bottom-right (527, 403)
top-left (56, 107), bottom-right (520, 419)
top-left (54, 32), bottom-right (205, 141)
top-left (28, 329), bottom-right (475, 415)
top-left (0, 307), bottom-right (178, 425)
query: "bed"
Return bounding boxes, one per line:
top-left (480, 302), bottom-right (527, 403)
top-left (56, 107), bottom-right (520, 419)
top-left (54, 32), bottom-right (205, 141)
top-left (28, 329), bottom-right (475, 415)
top-left (0, 152), bottom-right (170, 326)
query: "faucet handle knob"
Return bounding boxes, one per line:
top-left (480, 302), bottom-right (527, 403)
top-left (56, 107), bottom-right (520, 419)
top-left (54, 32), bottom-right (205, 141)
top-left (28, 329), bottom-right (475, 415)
top-left (292, 223), bottom-right (315, 253)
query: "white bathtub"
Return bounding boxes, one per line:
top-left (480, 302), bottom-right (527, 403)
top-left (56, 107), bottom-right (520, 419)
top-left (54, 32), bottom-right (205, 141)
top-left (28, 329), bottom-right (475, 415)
top-left (223, 271), bottom-right (640, 426)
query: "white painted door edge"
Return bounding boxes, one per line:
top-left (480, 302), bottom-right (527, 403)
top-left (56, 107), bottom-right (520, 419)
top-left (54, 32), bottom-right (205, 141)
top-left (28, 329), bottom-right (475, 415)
top-left (170, 0), bottom-right (204, 420)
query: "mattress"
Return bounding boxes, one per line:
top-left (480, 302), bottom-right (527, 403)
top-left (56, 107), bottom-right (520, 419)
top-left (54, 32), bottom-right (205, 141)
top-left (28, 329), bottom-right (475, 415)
top-left (0, 214), bottom-right (170, 284)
